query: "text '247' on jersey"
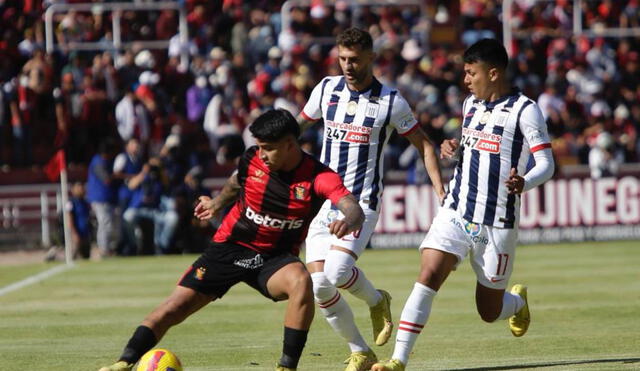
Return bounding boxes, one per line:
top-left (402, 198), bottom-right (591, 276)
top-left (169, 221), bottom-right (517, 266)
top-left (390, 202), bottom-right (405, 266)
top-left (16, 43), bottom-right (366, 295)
top-left (444, 90), bottom-right (552, 229)
top-left (301, 76), bottom-right (419, 212)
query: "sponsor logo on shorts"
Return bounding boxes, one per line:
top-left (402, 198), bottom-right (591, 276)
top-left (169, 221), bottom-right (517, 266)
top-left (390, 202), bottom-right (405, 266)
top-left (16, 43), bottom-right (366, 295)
top-left (245, 206), bottom-right (304, 230)
top-left (195, 267), bottom-right (206, 280)
top-left (490, 277), bottom-right (505, 283)
top-left (234, 254), bottom-right (264, 269)
top-left (464, 222), bottom-right (481, 236)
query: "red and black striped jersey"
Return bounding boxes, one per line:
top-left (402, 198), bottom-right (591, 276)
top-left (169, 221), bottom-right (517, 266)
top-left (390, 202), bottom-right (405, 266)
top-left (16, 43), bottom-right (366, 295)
top-left (213, 146), bottom-right (351, 255)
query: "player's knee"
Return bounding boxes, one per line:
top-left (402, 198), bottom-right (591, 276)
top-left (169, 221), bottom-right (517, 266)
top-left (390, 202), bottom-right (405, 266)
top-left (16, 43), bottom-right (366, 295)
top-left (417, 267), bottom-right (446, 291)
top-left (323, 251), bottom-right (356, 287)
top-left (310, 272), bottom-right (335, 302)
top-left (288, 272), bottom-right (313, 302)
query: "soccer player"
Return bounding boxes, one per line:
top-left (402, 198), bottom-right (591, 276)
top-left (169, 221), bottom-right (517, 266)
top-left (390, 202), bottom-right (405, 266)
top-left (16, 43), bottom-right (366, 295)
top-left (298, 27), bottom-right (445, 371)
top-left (98, 109), bottom-right (365, 371)
top-left (372, 38), bottom-right (555, 371)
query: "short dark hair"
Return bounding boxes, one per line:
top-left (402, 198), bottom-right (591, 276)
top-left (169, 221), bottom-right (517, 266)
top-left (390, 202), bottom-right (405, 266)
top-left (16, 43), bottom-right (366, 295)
top-left (249, 109), bottom-right (300, 142)
top-left (336, 27), bottom-right (373, 51)
top-left (463, 38), bottom-right (509, 70)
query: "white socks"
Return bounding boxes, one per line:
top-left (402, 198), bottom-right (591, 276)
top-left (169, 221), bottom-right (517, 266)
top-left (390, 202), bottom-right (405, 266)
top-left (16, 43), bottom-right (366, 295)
top-left (497, 290), bottom-right (525, 320)
top-left (392, 282), bottom-right (437, 365)
top-left (324, 249), bottom-right (382, 307)
top-left (311, 272), bottom-right (369, 353)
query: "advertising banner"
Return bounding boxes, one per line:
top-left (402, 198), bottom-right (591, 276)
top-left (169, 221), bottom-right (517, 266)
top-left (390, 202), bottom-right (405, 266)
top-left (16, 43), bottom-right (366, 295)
top-left (370, 175), bottom-right (640, 249)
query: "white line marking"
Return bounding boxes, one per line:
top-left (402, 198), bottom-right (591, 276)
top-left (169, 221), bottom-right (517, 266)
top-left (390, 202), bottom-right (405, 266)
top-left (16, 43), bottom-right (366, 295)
top-left (0, 263), bottom-right (73, 296)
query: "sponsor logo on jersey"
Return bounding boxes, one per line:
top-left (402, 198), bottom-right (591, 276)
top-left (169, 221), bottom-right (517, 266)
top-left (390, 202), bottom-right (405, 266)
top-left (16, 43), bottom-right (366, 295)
top-left (294, 185), bottom-right (307, 200)
top-left (476, 139), bottom-right (501, 153)
top-left (462, 127), bottom-right (503, 154)
top-left (325, 120), bottom-right (372, 143)
top-left (250, 169), bottom-right (266, 183)
top-left (245, 206), bottom-right (304, 230)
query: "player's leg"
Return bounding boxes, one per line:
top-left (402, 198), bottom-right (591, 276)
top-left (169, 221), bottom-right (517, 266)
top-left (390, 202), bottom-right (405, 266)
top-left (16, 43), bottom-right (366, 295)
top-left (265, 261), bottom-right (314, 370)
top-left (324, 208), bottom-right (392, 346)
top-left (373, 208), bottom-right (469, 371)
top-left (99, 286), bottom-right (215, 371)
top-left (471, 226), bottom-right (529, 335)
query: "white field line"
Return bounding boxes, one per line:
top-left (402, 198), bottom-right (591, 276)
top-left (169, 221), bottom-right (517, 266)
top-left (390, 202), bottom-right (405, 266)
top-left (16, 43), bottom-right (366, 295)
top-left (0, 263), bottom-right (73, 297)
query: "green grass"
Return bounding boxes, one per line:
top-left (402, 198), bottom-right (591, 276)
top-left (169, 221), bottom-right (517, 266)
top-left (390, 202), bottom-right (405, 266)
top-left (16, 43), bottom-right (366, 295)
top-left (1, 241), bottom-right (639, 370)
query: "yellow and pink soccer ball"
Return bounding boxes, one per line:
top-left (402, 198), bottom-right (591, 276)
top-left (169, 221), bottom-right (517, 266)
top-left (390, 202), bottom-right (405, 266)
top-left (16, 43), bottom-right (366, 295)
top-left (136, 348), bottom-right (183, 371)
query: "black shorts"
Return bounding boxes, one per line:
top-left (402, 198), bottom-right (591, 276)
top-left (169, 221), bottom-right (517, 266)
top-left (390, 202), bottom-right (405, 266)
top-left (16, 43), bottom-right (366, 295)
top-left (178, 242), bottom-right (302, 301)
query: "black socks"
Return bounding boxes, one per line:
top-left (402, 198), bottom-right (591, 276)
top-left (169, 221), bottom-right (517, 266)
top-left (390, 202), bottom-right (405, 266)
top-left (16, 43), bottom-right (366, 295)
top-left (119, 325), bottom-right (158, 364)
top-left (278, 327), bottom-right (309, 369)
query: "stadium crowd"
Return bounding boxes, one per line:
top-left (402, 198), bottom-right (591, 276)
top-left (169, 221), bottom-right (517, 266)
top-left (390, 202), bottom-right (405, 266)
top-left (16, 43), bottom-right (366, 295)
top-left (1, 0), bottom-right (639, 256)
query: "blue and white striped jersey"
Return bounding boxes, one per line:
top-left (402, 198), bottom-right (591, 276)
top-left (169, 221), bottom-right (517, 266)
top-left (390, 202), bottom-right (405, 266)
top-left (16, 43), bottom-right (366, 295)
top-left (302, 76), bottom-right (418, 212)
top-left (444, 90), bottom-right (551, 229)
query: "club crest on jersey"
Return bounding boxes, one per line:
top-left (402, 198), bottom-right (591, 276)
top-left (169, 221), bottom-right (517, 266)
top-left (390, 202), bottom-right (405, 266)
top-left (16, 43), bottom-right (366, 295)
top-left (294, 185), bottom-right (307, 200)
top-left (365, 102), bottom-right (379, 118)
top-left (346, 101), bottom-right (358, 116)
top-left (195, 267), bottom-right (206, 280)
top-left (255, 169), bottom-right (264, 177)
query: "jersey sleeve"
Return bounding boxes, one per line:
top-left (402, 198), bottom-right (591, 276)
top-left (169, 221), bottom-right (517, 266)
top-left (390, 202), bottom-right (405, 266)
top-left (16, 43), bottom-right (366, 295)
top-left (301, 79), bottom-right (326, 121)
top-left (389, 93), bottom-right (419, 136)
top-left (313, 168), bottom-right (351, 205)
top-left (519, 102), bottom-right (552, 153)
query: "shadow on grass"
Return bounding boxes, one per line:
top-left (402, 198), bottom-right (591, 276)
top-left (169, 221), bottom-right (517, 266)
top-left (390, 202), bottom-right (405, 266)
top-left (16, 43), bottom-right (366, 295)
top-left (448, 357), bottom-right (640, 370)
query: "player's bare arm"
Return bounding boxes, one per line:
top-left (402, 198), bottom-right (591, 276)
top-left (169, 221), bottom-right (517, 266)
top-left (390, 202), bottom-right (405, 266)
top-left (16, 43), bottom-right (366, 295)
top-left (194, 172), bottom-right (240, 220)
top-left (297, 115), bottom-right (317, 134)
top-left (329, 194), bottom-right (365, 239)
top-left (406, 127), bottom-right (446, 201)
top-left (440, 138), bottom-right (459, 159)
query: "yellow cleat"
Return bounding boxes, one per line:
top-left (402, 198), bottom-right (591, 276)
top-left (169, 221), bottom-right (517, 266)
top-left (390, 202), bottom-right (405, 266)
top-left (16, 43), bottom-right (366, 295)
top-left (275, 364), bottom-right (296, 371)
top-left (344, 349), bottom-right (377, 371)
top-left (371, 359), bottom-right (406, 371)
top-left (370, 289), bottom-right (393, 346)
top-left (98, 361), bottom-right (133, 371)
top-left (509, 284), bottom-right (530, 337)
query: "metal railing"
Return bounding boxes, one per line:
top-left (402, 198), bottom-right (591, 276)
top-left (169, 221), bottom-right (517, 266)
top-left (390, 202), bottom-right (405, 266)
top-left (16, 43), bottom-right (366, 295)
top-left (44, 2), bottom-right (189, 69)
top-left (0, 184), bottom-right (60, 248)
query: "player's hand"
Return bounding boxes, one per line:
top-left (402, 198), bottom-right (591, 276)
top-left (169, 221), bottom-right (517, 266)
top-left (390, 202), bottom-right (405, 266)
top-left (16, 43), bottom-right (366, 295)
top-left (194, 195), bottom-right (217, 220)
top-left (505, 168), bottom-right (525, 194)
top-left (440, 139), bottom-right (459, 159)
top-left (328, 220), bottom-right (351, 239)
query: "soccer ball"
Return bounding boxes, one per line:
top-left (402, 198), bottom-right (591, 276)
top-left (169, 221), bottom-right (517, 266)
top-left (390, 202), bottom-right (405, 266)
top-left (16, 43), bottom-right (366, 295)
top-left (136, 348), bottom-right (183, 371)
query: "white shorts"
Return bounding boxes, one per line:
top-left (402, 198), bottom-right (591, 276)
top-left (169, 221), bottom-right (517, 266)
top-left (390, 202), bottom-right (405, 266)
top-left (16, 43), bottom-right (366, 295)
top-left (420, 207), bottom-right (518, 290)
top-left (305, 203), bottom-right (379, 263)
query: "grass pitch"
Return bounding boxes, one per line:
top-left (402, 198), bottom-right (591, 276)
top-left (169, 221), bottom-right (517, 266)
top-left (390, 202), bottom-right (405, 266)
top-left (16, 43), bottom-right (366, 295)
top-left (1, 240), bottom-right (639, 370)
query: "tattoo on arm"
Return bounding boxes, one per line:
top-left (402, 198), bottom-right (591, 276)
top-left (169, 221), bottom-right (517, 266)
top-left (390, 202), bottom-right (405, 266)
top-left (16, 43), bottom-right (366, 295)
top-left (336, 194), bottom-right (365, 232)
top-left (212, 172), bottom-right (241, 212)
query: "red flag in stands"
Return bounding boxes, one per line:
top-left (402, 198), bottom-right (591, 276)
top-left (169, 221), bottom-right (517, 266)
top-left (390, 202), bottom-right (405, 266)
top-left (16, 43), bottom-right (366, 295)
top-left (44, 150), bottom-right (66, 181)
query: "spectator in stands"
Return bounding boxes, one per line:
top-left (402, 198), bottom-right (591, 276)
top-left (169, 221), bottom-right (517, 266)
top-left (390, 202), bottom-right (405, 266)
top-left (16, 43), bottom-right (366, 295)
top-left (122, 157), bottom-right (179, 255)
top-left (87, 138), bottom-right (119, 258)
top-left (113, 138), bottom-right (145, 255)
